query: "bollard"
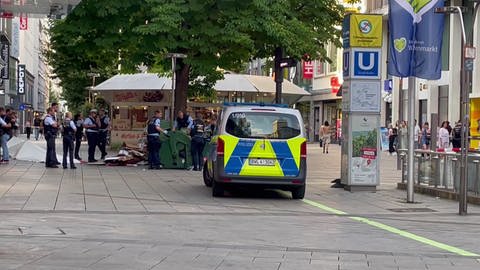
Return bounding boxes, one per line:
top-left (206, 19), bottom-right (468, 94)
top-left (443, 155), bottom-right (450, 189)
top-left (401, 153), bottom-right (407, 183)
top-left (452, 158), bottom-right (459, 192)
top-left (415, 154), bottom-right (422, 185)
top-left (432, 155), bottom-right (440, 188)
top-left (474, 160), bottom-right (480, 196)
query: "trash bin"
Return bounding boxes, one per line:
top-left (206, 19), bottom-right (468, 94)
top-left (159, 131), bottom-right (192, 169)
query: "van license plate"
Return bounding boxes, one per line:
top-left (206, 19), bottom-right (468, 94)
top-left (249, 159), bottom-right (275, 166)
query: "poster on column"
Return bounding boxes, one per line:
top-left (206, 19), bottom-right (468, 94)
top-left (350, 80), bottom-right (381, 112)
top-left (350, 114), bottom-right (379, 185)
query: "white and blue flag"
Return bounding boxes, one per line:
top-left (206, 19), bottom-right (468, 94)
top-left (388, 0), bottom-right (445, 80)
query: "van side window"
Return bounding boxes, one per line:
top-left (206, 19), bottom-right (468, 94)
top-left (225, 112), bottom-right (300, 139)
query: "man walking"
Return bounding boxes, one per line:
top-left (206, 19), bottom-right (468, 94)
top-left (146, 110), bottom-right (167, 170)
top-left (83, 109), bottom-right (100, 162)
top-left (44, 107), bottom-right (59, 168)
top-left (98, 108), bottom-right (110, 159)
top-left (190, 112), bottom-right (206, 171)
top-left (33, 115), bottom-right (41, 140)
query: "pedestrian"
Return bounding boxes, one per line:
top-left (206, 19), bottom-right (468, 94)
top-left (421, 122), bottom-right (430, 150)
top-left (398, 120), bottom-right (407, 150)
top-left (44, 107), bottom-right (59, 168)
top-left (11, 111), bottom-right (18, 137)
top-left (320, 121), bottom-right (331, 154)
top-left (0, 108), bottom-right (13, 163)
top-left (388, 124), bottom-right (397, 155)
top-left (74, 113), bottom-right (84, 160)
top-left (190, 112), bottom-right (206, 171)
top-left (33, 115), bottom-right (41, 140)
top-left (174, 110), bottom-right (193, 133)
top-left (414, 120), bottom-right (421, 149)
top-left (83, 109), bottom-right (100, 162)
top-left (438, 121), bottom-right (450, 149)
top-left (25, 119), bottom-right (32, 140)
top-left (0, 108), bottom-right (12, 164)
top-left (451, 120), bottom-right (462, 149)
top-left (61, 112), bottom-right (77, 169)
top-left (97, 108), bottom-right (110, 159)
top-left (49, 103), bottom-right (61, 165)
top-left (146, 110), bottom-right (168, 170)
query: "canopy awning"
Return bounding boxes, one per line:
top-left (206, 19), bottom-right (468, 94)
top-left (94, 74), bottom-right (169, 91)
top-left (94, 73), bottom-right (311, 97)
top-left (245, 75), bottom-right (311, 96)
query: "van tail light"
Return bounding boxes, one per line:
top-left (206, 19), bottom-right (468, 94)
top-left (300, 141), bottom-right (307, 159)
top-left (217, 138), bottom-right (225, 156)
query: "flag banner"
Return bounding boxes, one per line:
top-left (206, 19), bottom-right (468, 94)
top-left (388, 0), bottom-right (445, 80)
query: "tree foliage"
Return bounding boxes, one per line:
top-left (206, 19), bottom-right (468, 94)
top-left (49, 0), bottom-right (345, 112)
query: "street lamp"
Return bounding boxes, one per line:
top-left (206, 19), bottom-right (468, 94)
top-left (166, 53), bottom-right (187, 127)
top-left (436, 1), bottom-right (480, 215)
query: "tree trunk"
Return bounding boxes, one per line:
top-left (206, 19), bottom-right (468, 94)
top-left (174, 63), bottom-right (190, 115)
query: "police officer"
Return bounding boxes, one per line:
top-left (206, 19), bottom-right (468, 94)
top-left (83, 109), bottom-right (100, 162)
top-left (147, 110), bottom-right (168, 169)
top-left (174, 110), bottom-right (193, 133)
top-left (74, 113), bottom-right (84, 160)
top-left (62, 112), bottom-right (77, 169)
top-left (190, 112), bottom-right (206, 171)
top-left (44, 107), bottom-right (59, 168)
top-left (98, 108), bottom-right (110, 159)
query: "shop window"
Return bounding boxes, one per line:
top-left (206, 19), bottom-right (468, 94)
top-left (112, 106), bottom-right (131, 131)
top-left (131, 106), bottom-right (149, 130)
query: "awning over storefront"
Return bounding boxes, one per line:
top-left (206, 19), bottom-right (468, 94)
top-left (94, 73), bottom-right (310, 97)
top-left (94, 74), bottom-right (170, 91)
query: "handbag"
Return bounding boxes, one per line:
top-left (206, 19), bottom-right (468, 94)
top-left (319, 138), bottom-right (323, 147)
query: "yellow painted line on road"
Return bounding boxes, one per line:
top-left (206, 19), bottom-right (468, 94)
top-left (303, 199), bottom-right (480, 257)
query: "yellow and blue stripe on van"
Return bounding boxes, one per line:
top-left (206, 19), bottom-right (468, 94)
top-left (220, 135), bottom-right (305, 177)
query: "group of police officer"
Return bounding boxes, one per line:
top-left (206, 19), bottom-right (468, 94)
top-left (146, 110), bottom-right (216, 171)
top-left (43, 104), bottom-right (110, 168)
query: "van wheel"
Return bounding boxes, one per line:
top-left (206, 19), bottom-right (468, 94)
top-left (203, 163), bottom-right (213, 187)
top-left (212, 181), bottom-right (224, 197)
top-left (291, 185), bottom-right (305, 200)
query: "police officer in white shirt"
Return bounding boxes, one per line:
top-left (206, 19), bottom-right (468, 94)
top-left (83, 109), bottom-right (100, 162)
top-left (44, 107), bottom-right (59, 168)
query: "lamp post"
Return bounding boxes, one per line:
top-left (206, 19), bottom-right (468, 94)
top-left (436, 1), bottom-right (480, 215)
top-left (166, 53), bottom-right (187, 127)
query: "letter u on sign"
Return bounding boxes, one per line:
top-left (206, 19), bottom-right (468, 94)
top-left (352, 49), bottom-right (381, 79)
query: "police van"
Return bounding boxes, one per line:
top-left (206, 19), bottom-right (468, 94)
top-left (203, 103), bottom-right (307, 199)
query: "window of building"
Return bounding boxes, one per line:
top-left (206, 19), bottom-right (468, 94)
top-left (438, 86), bottom-right (449, 124)
top-left (328, 44), bottom-right (337, 73)
top-left (441, 16), bottom-right (450, 71)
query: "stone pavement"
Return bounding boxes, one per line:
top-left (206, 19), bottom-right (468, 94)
top-left (0, 139), bottom-right (478, 269)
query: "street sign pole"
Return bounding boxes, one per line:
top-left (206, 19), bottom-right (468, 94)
top-left (407, 76), bottom-right (416, 203)
top-left (274, 47), bottom-right (283, 104)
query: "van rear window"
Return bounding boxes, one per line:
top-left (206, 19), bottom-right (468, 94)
top-left (225, 112), bottom-right (301, 139)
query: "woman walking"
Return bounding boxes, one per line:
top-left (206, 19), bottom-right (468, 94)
top-left (320, 121), bottom-right (331, 154)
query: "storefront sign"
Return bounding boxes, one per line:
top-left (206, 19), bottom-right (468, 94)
top-left (303, 61), bottom-right (314, 79)
top-left (114, 92), bottom-right (139, 102)
top-left (0, 35), bottom-right (9, 79)
top-left (11, 18), bottom-right (20, 59)
top-left (20, 15), bottom-right (28, 30)
top-left (17, 64), bottom-right (26, 95)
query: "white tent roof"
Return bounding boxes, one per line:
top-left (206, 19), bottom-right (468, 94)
top-left (94, 73), bottom-right (310, 96)
top-left (94, 74), bottom-right (170, 91)
top-left (213, 74), bottom-right (258, 92)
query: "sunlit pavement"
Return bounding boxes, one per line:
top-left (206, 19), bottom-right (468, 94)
top-left (0, 142), bottom-right (479, 269)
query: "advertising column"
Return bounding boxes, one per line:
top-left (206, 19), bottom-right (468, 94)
top-left (341, 14), bottom-right (383, 191)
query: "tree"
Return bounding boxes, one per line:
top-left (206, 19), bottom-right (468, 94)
top-left (49, 0), bottom-right (346, 112)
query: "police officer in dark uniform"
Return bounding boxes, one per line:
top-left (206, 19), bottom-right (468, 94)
top-left (147, 110), bottom-right (167, 169)
top-left (74, 113), bottom-right (84, 160)
top-left (174, 110), bottom-right (193, 132)
top-left (44, 107), bottom-right (59, 168)
top-left (62, 112), bottom-right (77, 169)
top-left (98, 108), bottom-right (110, 159)
top-left (83, 109), bottom-right (100, 162)
top-left (190, 112), bottom-right (206, 171)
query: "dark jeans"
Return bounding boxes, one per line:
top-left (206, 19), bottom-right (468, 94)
top-left (75, 135), bottom-right (82, 159)
top-left (98, 131), bottom-right (108, 157)
top-left (147, 136), bottom-right (161, 168)
top-left (26, 127), bottom-right (31, 139)
top-left (389, 136), bottom-right (396, 153)
top-left (191, 136), bottom-right (205, 170)
top-left (45, 134), bottom-right (57, 166)
top-left (86, 132), bottom-right (98, 161)
top-left (63, 135), bottom-right (74, 168)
